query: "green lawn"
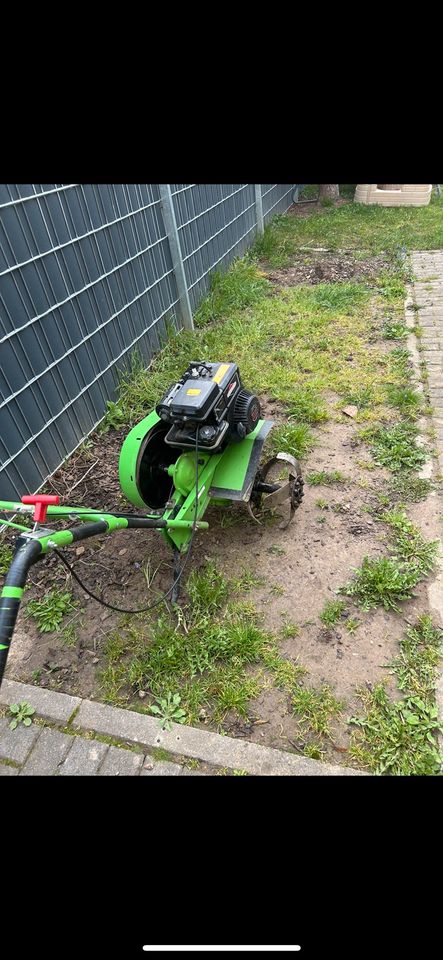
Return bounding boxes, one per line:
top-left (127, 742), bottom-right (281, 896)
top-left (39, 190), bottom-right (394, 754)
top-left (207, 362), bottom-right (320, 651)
top-left (251, 189), bottom-right (443, 267)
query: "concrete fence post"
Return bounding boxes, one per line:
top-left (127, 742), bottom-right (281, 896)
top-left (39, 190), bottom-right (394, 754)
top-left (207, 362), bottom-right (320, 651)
top-left (254, 184), bottom-right (264, 235)
top-left (159, 184), bottom-right (194, 331)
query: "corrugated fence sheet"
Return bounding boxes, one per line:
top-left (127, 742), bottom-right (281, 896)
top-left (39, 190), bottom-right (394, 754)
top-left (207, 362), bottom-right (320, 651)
top-left (0, 184), bottom-right (296, 499)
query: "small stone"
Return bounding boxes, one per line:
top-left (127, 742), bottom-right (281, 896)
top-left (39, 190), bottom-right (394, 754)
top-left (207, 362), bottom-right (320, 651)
top-left (138, 691), bottom-right (146, 699)
top-left (143, 762), bottom-right (154, 771)
top-left (119, 549), bottom-right (127, 556)
top-left (75, 546), bottom-right (85, 557)
top-left (342, 405), bottom-right (358, 418)
top-left (92, 658), bottom-right (99, 665)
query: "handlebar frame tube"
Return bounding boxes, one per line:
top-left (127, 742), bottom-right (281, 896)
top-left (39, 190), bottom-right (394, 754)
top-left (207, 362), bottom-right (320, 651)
top-left (0, 509), bottom-right (209, 686)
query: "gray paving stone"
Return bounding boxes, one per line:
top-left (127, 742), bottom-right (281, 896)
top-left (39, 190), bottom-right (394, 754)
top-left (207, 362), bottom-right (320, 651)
top-left (74, 698), bottom-right (367, 775)
top-left (0, 679), bottom-right (80, 724)
top-left (75, 700), bottom-right (161, 744)
top-left (0, 762), bottom-right (19, 775)
top-left (98, 746), bottom-right (144, 776)
top-left (58, 737), bottom-right (108, 776)
top-left (20, 728), bottom-right (72, 776)
top-left (140, 759), bottom-right (182, 776)
top-left (0, 717), bottom-right (41, 764)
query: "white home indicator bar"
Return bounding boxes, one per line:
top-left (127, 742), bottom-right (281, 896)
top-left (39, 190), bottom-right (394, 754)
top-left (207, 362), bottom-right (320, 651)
top-left (143, 948), bottom-right (301, 953)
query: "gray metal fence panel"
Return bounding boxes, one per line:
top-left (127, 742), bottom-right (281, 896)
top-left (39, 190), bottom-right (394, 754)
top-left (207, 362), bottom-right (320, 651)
top-left (262, 184), bottom-right (296, 222)
top-left (0, 184), bottom-right (296, 500)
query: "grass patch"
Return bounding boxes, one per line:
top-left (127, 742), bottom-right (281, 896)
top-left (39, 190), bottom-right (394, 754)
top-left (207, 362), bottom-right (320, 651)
top-left (307, 470), bottom-right (347, 486)
top-left (388, 475), bottom-right (433, 504)
top-left (382, 510), bottom-right (440, 576)
top-left (267, 422), bottom-right (313, 460)
top-left (349, 616), bottom-right (443, 775)
top-left (248, 193), bottom-right (443, 266)
top-left (27, 590), bottom-right (77, 633)
top-left (0, 543), bottom-right (13, 575)
top-left (363, 421), bottom-right (428, 473)
top-left (341, 556), bottom-right (420, 612)
top-left (341, 512), bottom-right (438, 612)
top-left (382, 318), bottom-right (409, 340)
top-left (320, 599), bottom-right (347, 627)
top-left (385, 385), bottom-right (421, 417)
top-left (194, 259), bottom-right (271, 327)
top-left (99, 558), bottom-right (338, 740)
top-left (291, 685), bottom-right (343, 737)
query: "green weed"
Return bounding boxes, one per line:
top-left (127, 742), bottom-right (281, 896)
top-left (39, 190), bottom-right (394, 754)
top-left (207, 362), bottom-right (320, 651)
top-left (291, 684), bottom-right (343, 737)
top-left (382, 319), bottom-right (409, 340)
top-left (8, 701), bottom-right (35, 730)
top-left (320, 599), bottom-right (347, 626)
top-left (365, 421), bottom-right (428, 472)
top-left (27, 590), bottom-right (77, 633)
top-left (149, 692), bottom-right (187, 731)
top-left (386, 385), bottom-right (421, 416)
top-left (307, 470), bottom-right (347, 486)
top-left (341, 556), bottom-right (420, 612)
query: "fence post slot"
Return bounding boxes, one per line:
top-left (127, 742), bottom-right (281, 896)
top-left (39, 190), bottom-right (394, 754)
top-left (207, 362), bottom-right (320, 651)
top-left (159, 184), bottom-right (194, 331)
top-left (254, 184), bottom-right (264, 235)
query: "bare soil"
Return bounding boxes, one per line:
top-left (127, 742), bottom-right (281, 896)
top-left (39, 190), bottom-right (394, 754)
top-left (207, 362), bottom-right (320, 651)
top-left (262, 251), bottom-right (390, 287)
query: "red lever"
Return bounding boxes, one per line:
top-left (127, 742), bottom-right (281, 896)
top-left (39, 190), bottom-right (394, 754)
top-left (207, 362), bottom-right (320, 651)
top-left (21, 494), bottom-right (60, 524)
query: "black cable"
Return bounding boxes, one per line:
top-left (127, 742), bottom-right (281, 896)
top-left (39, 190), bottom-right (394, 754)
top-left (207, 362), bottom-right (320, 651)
top-left (53, 428), bottom-right (202, 615)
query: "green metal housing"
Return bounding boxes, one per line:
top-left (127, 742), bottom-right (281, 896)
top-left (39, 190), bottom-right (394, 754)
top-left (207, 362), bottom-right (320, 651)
top-left (118, 410), bottom-right (273, 552)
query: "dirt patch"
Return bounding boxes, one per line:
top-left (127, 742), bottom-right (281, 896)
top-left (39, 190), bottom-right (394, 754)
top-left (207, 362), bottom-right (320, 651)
top-left (287, 198), bottom-right (350, 219)
top-left (263, 252), bottom-right (390, 287)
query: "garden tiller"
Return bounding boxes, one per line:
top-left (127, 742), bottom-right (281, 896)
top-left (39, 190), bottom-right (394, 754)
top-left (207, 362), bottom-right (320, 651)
top-left (0, 361), bottom-right (304, 685)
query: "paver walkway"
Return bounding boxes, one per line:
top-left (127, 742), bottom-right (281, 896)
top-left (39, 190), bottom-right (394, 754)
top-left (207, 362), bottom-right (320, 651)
top-left (0, 679), bottom-right (366, 776)
top-left (410, 251), bottom-right (443, 470)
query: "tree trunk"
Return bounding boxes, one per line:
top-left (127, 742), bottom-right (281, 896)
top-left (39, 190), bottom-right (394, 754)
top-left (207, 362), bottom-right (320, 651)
top-left (318, 184), bottom-right (340, 200)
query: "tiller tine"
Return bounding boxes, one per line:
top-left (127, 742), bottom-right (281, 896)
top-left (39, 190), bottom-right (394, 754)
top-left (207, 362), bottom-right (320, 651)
top-left (249, 452), bottom-right (304, 529)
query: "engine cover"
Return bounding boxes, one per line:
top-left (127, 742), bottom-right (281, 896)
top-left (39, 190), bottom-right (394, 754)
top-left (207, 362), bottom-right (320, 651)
top-left (156, 361), bottom-right (260, 453)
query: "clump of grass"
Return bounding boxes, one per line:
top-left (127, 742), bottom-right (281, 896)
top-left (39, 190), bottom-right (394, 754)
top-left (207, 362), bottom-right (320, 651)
top-left (390, 615), bottom-right (443, 700)
top-left (349, 684), bottom-right (442, 775)
top-left (364, 421), bottom-right (428, 473)
top-left (279, 618), bottom-right (300, 639)
top-left (388, 475), bottom-right (432, 503)
top-left (376, 271), bottom-right (406, 303)
top-left (59, 622), bottom-right (79, 647)
top-left (27, 590), bottom-right (77, 633)
top-left (286, 387), bottom-right (328, 424)
top-left (194, 259), bottom-right (270, 326)
top-left (267, 422), bottom-right (313, 460)
top-left (311, 283), bottom-right (370, 313)
top-left (307, 470), bottom-right (347, 486)
top-left (382, 510), bottom-right (440, 576)
top-left (320, 599), bottom-right (347, 626)
top-left (291, 684), bottom-right (343, 737)
top-left (0, 543), bottom-right (13, 575)
top-left (382, 318), bottom-right (409, 340)
top-left (385, 385), bottom-right (421, 416)
top-left (388, 347), bottom-right (412, 378)
top-left (349, 616), bottom-right (443, 775)
top-left (340, 556), bottom-right (420, 612)
top-left (341, 510), bottom-right (438, 612)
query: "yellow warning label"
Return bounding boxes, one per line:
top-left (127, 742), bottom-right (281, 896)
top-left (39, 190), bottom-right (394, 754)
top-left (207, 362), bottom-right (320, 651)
top-left (186, 388), bottom-right (201, 395)
top-left (213, 363), bottom-right (230, 384)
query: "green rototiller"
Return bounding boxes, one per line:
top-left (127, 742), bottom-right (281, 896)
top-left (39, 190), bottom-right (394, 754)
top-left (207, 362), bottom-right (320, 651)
top-left (0, 361), bottom-right (304, 685)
